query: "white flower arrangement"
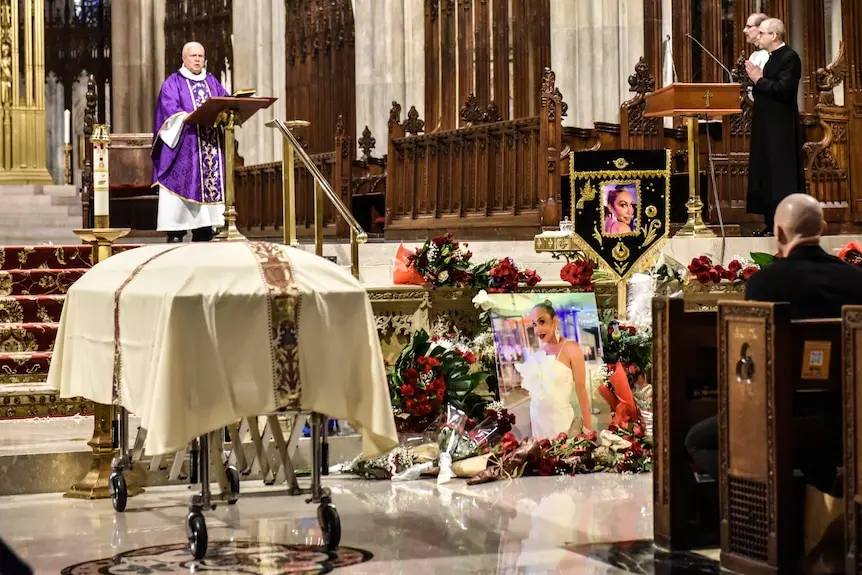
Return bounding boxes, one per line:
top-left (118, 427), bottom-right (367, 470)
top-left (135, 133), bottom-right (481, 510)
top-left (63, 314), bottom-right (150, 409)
top-left (471, 289), bottom-right (495, 312)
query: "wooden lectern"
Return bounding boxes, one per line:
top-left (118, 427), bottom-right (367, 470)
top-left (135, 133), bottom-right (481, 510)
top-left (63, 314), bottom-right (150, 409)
top-left (645, 83), bottom-right (741, 238)
top-left (185, 96), bottom-right (276, 241)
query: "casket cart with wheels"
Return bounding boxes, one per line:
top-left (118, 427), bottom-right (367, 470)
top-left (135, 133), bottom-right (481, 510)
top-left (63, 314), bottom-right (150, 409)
top-left (47, 241), bottom-right (398, 560)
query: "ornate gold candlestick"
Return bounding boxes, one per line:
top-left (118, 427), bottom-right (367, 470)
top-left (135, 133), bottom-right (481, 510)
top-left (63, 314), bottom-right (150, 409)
top-left (64, 123), bottom-right (141, 500)
top-left (63, 143), bottom-right (72, 184)
top-left (64, 228), bottom-right (143, 501)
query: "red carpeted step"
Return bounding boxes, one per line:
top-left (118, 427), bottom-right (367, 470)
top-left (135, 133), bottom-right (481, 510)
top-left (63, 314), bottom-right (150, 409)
top-left (0, 246), bottom-right (92, 270)
top-left (0, 296), bottom-right (64, 323)
top-left (0, 351), bottom-right (51, 384)
top-left (0, 323), bottom-right (58, 353)
top-left (0, 269), bottom-right (87, 296)
top-left (0, 244), bottom-right (142, 271)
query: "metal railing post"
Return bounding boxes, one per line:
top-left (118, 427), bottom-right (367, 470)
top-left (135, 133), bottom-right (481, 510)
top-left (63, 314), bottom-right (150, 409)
top-left (266, 118), bottom-right (367, 279)
top-left (282, 141), bottom-right (298, 247)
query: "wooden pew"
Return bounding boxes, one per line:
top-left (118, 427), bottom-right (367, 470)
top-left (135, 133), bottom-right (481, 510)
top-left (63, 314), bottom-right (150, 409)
top-left (652, 297), bottom-right (721, 550)
top-left (717, 301), bottom-right (843, 573)
top-left (844, 305), bottom-right (862, 575)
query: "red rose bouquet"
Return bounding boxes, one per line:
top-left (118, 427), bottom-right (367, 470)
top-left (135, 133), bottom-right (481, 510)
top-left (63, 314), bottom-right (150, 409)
top-left (470, 257), bottom-right (541, 292)
top-left (408, 233), bottom-right (473, 288)
top-left (388, 329), bottom-right (489, 432)
top-left (601, 320), bottom-right (652, 379)
top-left (487, 257), bottom-right (541, 292)
top-left (560, 258), bottom-right (594, 291)
top-left (688, 255), bottom-right (759, 284)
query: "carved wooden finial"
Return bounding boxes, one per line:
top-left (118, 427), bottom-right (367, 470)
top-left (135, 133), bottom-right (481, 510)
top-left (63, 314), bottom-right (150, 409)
top-left (541, 68), bottom-right (556, 94)
top-left (404, 106), bottom-right (425, 135)
top-left (460, 93), bottom-right (483, 125)
top-left (358, 125), bottom-right (376, 160)
top-left (335, 114), bottom-right (345, 137)
top-left (553, 88), bottom-right (568, 118)
top-left (481, 101), bottom-right (503, 123)
top-left (627, 57), bottom-right (655, 95)
top-left (388, 101), bottom-right (402, 131)
top-left (732, 53), bottom-right (752, 90)
top-left (815, 41), bottom-right (846, 105)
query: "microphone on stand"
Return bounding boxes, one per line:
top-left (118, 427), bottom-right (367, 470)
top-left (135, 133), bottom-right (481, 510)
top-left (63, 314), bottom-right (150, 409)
top-left (686, 33), bottom-right (734, 83)
top-left (684, 34), bottom-right (730, 260)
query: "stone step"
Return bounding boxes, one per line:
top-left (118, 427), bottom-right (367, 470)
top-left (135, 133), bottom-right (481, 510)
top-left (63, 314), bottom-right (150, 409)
top-left (39, 185), bottom-right (78, 197)
top-left (0, 236), bottom-right (80, 246)
top-left (2, 203), bottom-right (75, 215)
top-left (2, 194), bottom-right (57, 206)
top-left (0, 185), bottom-right (76, 197)
top-left (0, 216), bottom-right (79, 228)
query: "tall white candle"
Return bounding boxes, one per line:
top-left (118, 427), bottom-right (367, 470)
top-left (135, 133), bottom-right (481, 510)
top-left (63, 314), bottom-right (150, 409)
top-left (64, 109), bottom-right (70, 145)
top-left (91, 124), bottom-right (110, 218)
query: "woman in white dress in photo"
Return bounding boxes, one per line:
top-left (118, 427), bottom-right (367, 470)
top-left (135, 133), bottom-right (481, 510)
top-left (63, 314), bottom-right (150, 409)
top-left (515, 301), bottom-right (592, 438)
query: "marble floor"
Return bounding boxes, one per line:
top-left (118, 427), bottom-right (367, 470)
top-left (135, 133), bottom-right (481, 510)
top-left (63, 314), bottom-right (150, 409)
top-left (0, 473), bottom-right (727, 574)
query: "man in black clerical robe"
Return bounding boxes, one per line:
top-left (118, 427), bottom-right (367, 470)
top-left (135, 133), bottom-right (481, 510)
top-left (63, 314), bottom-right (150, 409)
top-left (745, 17), bottom-right (805, 236)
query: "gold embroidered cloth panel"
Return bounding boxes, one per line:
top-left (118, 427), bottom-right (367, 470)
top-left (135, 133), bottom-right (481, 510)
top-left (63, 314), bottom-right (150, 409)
top-left (46, 242), bottom-right (398, 457)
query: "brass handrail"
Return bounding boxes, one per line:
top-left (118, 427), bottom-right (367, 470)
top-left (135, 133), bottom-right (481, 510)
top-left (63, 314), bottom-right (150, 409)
top-left (266, 119), bottom-right (367, 279)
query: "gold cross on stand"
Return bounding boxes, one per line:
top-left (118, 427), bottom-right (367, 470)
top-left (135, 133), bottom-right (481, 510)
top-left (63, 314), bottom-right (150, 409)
top-left (703, 89), bottom-right (713, 107)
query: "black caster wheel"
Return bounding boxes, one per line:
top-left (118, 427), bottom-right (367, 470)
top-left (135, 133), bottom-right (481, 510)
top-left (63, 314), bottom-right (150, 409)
top-left (226, 466), bottom-right (240, 505)
top-left (317, 503), bottom-right (341, 550)
top-left (187, 513), bottom-right (208, 560)
top-left (110, 473), bottom-right (127, 513)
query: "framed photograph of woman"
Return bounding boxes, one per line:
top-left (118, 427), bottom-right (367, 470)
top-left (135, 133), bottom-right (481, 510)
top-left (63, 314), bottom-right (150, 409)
top-left (486, 292), bottom-right (603, 440)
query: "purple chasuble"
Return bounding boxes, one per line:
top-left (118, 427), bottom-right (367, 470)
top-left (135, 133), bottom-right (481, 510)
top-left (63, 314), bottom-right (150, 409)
top-left (151, 72), bottom-right (229, 204)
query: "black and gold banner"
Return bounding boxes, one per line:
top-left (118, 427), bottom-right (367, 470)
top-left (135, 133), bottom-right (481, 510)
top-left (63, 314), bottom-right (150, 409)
top-left (570, 149), bottom-right (671, 280)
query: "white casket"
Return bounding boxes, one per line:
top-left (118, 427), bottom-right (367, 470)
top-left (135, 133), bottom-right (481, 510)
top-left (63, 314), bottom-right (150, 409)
top-left (47, 241), bottom-right (398, 458)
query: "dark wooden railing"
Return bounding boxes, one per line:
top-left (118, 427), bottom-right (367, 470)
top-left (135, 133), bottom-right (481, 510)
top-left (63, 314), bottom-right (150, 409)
top-left (383, 68), bottom-right (564, 238)
top-left (235, 152), bottom-right (339, 238)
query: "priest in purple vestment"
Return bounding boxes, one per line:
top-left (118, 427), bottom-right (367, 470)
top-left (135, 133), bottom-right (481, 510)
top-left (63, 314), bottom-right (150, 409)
top-left (152, 41), bottom-right (229, 243)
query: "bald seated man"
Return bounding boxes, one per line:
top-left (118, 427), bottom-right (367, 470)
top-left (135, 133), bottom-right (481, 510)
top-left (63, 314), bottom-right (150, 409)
top-left (744, 193), bottom-right (862, 318)
top-left (685, 194), bottom-right (862, 491)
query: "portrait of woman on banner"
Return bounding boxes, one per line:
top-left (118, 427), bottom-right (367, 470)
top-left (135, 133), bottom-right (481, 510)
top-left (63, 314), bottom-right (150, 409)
top-left (602, 183), bottom-right (639, 236)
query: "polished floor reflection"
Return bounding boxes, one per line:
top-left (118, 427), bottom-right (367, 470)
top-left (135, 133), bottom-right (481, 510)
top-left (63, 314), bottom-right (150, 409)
top-left (0, 473), bottom-right (720, 573)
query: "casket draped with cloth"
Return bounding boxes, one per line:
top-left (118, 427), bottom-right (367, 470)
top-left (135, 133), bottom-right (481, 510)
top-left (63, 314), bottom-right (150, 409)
top-left (47, 242), bottom-right (398, 458)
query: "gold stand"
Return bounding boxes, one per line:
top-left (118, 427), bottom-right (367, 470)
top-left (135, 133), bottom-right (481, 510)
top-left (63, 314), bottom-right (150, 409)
top-left (675, 116), bottom-right (715, 238)
top-left (65, 226), bottom-right (143, 500)
top-left (215, 110), bottom-right (246, 242)
top-left (280, 120), bottom-right (309, 248)
top-left (63, 143), bottom-right (72, 184)
top-left (617, 280), bottom-right (627, 320)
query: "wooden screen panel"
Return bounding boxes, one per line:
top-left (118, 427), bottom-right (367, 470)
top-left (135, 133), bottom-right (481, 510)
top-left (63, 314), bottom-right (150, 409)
top-left (425, 1), bottom-right (441, 131)
top-left (842, 0), bottom-right (862, 221)
top-left (284, 0), bottom-right (355, 154)
top-left (717, 302), bottom-right (793, 574)
top-left (491, 0), bottom-right (509, 120)
top-left (652, 298), bottom-right (720, 550)
top-left (440, 0), bottom-right (457, 130)
top-left (643, 0), bottom-right (663, 93)
top-left (164, 0), bottom-right (232, 83)
top-left (473, 0), bottom-right (491, 105)
top-left (844, 306), bottom-right (862, 575)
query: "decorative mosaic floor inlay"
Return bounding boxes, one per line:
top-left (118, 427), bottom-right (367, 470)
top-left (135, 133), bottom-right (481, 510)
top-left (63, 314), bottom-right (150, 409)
top-left (60, 541), bottom-right (373, 574)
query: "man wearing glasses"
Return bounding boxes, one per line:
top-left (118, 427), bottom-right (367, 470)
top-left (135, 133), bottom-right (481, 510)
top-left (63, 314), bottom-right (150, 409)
top-left (744, 18), bottom-right (804, 237)
top-left (745, 12), bottom-right (769, 73)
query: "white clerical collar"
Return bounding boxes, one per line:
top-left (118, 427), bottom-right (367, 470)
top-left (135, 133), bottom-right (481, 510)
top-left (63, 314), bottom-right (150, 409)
top-left (179, 66), bottom-right (207, 81)
top-left (769, 43), bottom-right (786, 54)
